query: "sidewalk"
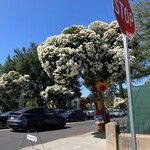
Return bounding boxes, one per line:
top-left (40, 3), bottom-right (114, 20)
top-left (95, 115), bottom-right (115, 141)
top-left (20, 132), bottom-right (106, 150)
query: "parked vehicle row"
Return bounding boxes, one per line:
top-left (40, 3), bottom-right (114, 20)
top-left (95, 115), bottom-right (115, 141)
top-left (84, 109), bottom-right (126, 119)
top-left (58, 109), bottom-right (86, 122)
top-left (7, 108), bottom-right (66, 131)
top-left (108, 109), bottom-right (126, 118)
top-left (0, 108), bottom-right (87, 131)
top-left (84, 109), bottom-right (95, 119)
top-left (0, 108), bottom-right (127, 130)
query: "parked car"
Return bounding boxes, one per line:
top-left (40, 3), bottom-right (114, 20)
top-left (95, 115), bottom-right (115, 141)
top-left (85, 109), bottom-right (95, 119)
top-left (7, 108), bottom-right (66, 131)
top-left (0, 111), bottom-right (12, 128)
top-left (109, 109), bottom-right (126, 118)
top-left (60, 109), bottom-right (86, 122)
top-left (54, 109), bottom-right (66, 115)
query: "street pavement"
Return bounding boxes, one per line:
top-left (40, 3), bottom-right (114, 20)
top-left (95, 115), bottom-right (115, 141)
top-left (20, 132), bottom-right (106, 150)
top-left (0, 118), bottom-right (126, 150)
top-left (0, 120), bottom-right (98, 150)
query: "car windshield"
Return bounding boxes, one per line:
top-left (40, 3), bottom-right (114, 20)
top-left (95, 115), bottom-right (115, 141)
top-left (14, 108), bottom-right (30, 113)
top-left (61, 110), bottom-right (74, 114)
top-left (54, 109), bottom-right (66, 114)
top-left (112, 109), bottom-right (120, 112)
top-left (0, 111), bottom-right (11, 117)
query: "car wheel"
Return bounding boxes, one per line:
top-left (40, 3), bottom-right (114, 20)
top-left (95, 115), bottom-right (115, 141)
top-left (58, 119), bottom-right (65, 129)
top-left (12, 128), bottom-right (19, 132)
top-left (28, 121), bottom-right (38, 131)
top-left (0, 122), bottom-right (2, 128)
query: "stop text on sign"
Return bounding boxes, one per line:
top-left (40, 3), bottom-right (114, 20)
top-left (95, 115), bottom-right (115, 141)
top-left (114, 0), bottom-right (134, 27)
top-left (113, 0), bottom-right (136, 39)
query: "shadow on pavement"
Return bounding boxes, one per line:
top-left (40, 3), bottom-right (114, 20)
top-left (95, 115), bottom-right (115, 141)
top-left (91, 132), bottom-right (106, 139)
top-left (10, 126), bottom-right (71, 133)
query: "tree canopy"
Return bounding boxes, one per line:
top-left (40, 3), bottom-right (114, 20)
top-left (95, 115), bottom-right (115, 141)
top-left (37, 21), bottom-right (137, 100)
top-left (0, 71), bottom-right (31, 108)
top-left (133, 0), bottom-right (150, 77)
top-left (1, 43), bottom-right (81, 107)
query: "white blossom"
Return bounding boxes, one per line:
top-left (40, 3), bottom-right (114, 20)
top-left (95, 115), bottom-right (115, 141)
top-left (37, 20), bottom-right (136, 98)
top-left (0, 71), bottom-right (31, 100)
top-left (114, 97), bottom-right (127, 108)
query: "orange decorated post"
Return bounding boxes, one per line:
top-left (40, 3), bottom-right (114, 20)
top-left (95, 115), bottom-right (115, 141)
top-left (95, 81), bottom-right (110, 132)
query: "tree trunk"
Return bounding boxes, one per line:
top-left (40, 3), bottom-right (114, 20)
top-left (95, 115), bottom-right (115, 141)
top-left (93, 91), bottom-right (110, 132)
top-left (37, 97), bottom-right (45, 107)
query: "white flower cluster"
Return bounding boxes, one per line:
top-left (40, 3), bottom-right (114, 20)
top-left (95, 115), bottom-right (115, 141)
top-left (37, 20), bottom-right (136, 97)
top-left (0, 71), bottom-right (31, 99)
top-left (114, 97), bottom-right (127, 108)
top-left (41, 84), bottom-right (74, 100)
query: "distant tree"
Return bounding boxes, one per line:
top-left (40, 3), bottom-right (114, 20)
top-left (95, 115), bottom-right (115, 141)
top-left (1, 55), bottom-right (15, 73)
top-left (37, 21), bottom-right (137, 123)
top-left (0, 64), bottom-right (3, 77)
top-left (114, 97), bottom-right (127, 110)
top-left (145, 79), bottom-right (150, 85)
top-left (0, 99), bottom-right (11, 111)
top-left (132, 0), bottom-right (150, 77)
top-left (2, 43), bottom-right (81, 107)
top-left (115, 1), bottom-right (150, 99)
top-left (0, 71), bottom-right (31, 109)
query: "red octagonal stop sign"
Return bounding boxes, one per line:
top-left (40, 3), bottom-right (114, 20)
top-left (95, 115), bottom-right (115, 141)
top-left (113, 0), bottom-right (136, 39)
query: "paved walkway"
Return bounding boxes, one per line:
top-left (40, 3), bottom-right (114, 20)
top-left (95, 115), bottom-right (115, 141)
top-left (20, 132), bottom-right (106, 150)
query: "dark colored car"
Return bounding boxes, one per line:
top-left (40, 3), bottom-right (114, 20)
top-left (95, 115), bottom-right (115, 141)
top-left (84, 109), bottom-right (95, 119)
top-left (7, 108), bottom-right (66, 131)
top-left (109, 109), bottom-right (126, 118)
top-left (54, 109), bottom-right (66, 115)
top-left (0, 111), bottom-right (11, 128)
top-left (60, 109), bottom-right (86, 122)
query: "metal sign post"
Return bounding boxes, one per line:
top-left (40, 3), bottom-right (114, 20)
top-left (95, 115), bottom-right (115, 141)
top-left (123, 34), bottom-right (137, 150)
top-left (113, 0), bottom-right (137, 149)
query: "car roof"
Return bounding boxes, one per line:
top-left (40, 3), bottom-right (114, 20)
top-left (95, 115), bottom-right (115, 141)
top-left (15, 108), bottom-right (31, 113)
top-left (0, 111), bottom-right (12, 116)
top-left (15, 107), bottom-right (42, 113)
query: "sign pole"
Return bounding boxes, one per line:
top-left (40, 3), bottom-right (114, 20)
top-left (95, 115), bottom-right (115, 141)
top-left (123, 34), bottom-right (137, 150)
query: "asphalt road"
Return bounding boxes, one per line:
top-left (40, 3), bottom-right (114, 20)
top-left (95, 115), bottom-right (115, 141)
top-left (0, 120), bottom-right (96, 150)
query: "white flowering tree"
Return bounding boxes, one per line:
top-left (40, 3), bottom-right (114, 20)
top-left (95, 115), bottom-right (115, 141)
top-left (37, 21), bottom-right (136, 123)
top-left (114, 97), bottom-right (127, 109)
top-left (0, 71), bottom-right (32, 109)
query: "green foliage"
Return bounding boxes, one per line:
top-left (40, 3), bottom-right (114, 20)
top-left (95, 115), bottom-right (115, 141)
top-left (145, 79), bottom-right (150, 85)
top-left (133, 0), bottom-right (150, 77)
top-left (1, 44), bottom-right (52, 106)
top-left (1, 43), bottom-right (81, 108)
top-left (0, 71), bottom-right (31, 109)
top-left (0, 99), bottom-right (11, 111)
top-left (63, 26), bottom-right (84, 34)
top-left (24, 99), bottom-right (38, 108)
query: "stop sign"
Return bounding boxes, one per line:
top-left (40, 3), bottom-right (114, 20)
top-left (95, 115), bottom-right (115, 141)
top-left (113, 0), bottom-right (136, 39)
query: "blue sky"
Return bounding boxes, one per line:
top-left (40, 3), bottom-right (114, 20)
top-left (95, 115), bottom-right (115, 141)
top-left (0, 0), bottom-right (117, 96)
top-left (0, 0), bottom-right (137, 96)
top-left (0, 0), bottom-right (116, 65)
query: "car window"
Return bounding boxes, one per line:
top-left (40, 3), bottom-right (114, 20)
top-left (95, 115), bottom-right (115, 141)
top-left (26, 108), bottom-right (44, 114)
top-left (113, 110), bottom-right (119, 112)
top-left (44, 109), bottom-right (54, 116)
top-left (73, 110), bottom-right (77, 114)
top-left (54, 109), bottom-right (66, 114)
top-left (0, 112), bottom-right (10, 117)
